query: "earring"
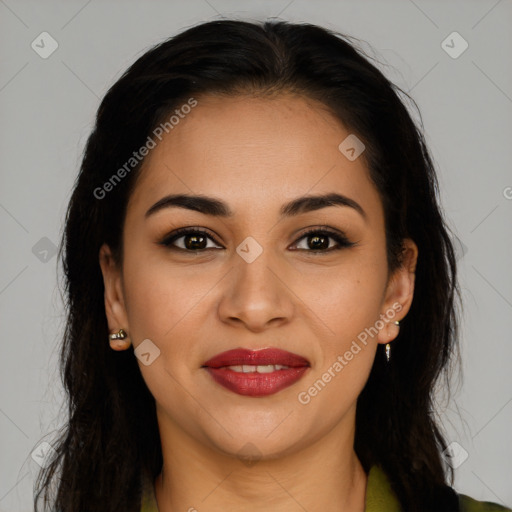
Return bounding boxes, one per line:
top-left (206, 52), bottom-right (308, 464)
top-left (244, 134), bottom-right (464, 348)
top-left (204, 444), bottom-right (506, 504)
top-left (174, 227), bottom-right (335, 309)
top-left (385, 321), bottom-right (400, 363)
top-left (109, 329), bottom-right (131, 351)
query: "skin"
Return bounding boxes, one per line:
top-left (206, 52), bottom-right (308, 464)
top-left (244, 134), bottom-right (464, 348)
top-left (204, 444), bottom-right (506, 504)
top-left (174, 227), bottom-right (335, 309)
top-left (100, 93), bottom-right (418, 512)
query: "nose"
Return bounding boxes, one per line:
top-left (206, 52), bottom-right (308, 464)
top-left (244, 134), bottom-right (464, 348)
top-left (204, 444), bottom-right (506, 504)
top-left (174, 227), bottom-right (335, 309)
top-left (217, 249), bottom-right (295, 333)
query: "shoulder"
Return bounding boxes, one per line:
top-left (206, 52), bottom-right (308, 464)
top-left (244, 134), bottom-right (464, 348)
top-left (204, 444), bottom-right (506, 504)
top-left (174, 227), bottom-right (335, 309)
top-left (366, 464), bottom-right (511, 512)
top-left (458, 493), bottom-right (512, 512)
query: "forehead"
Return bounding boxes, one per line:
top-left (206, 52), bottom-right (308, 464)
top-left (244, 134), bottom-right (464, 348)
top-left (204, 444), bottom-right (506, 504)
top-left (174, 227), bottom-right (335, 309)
top-left (127, 93), bottom-right (382, 224)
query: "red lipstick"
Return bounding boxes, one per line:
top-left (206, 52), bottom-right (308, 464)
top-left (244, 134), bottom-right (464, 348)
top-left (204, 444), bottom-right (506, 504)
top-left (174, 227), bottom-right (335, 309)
top-left (202, 348), bottom-right (310, 397)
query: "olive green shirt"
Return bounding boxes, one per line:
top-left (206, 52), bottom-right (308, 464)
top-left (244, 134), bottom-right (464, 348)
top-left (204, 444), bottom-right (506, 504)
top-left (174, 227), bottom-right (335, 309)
top-left (140, 464), bottom-right (511, 511)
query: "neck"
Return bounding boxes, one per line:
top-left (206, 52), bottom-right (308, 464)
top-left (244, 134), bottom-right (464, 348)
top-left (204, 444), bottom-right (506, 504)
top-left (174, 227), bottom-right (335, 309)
top-left (154, 412), bottom-right (367, 512)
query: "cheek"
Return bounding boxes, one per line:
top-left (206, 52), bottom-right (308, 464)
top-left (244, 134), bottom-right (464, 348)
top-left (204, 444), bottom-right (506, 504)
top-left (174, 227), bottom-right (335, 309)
top-left (296, 267), bottom-right (384, 413)
top-left (121, 246), bottom-right (187, 344)
top-left (295, 252), bottom-right (388, 401)
top-left (121, 245), bottom-right (223, 360)
top-left (298, 253), bottom-right (387, 335)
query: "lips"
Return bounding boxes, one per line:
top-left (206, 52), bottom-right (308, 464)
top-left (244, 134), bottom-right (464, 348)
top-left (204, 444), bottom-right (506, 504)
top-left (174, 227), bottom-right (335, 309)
top-left (202, 348), bottom-right (310, 397)
top-left (203, 348), bottom-right (310, 368)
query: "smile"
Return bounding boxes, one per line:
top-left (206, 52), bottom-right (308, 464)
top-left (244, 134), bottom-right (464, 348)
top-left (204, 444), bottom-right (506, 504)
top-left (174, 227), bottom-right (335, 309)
top-left (202, 347), bottom-right (310, 397)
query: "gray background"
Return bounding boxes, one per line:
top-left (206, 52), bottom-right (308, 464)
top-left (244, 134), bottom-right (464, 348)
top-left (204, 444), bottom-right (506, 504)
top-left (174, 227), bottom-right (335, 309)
top-left (1, 0), bottom-right (511, 510)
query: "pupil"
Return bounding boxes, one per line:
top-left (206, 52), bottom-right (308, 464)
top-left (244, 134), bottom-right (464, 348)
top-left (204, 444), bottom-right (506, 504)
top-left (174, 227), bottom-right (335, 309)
top-left (186, 234), bottom-right (206, 250)
top-left (309, 235), bottom-right (328, 250)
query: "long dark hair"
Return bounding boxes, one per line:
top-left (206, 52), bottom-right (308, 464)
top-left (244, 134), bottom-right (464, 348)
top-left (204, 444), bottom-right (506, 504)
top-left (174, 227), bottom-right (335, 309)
top-left (33, 19), bottom-right (462, 511)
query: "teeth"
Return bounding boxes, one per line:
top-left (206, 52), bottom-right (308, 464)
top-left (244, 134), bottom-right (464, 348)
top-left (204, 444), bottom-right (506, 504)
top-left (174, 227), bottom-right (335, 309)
top-left (225, 364), bottom-right (290, 373)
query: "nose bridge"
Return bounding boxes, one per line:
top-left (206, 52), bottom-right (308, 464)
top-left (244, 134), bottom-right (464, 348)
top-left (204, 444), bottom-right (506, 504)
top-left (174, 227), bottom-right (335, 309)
top-left (234, 235), bottom-right (282, 301)
top-left (218, 235), bottom-right (293, 329)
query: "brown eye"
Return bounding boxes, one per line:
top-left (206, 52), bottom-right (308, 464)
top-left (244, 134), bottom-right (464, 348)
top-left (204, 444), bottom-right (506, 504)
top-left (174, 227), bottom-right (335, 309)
top-left (160, 228), bottom-right (222, 251)
top-left (291, 228), bottom-right (356, 253)
top-left (160, 226), bottom-right (356, 254)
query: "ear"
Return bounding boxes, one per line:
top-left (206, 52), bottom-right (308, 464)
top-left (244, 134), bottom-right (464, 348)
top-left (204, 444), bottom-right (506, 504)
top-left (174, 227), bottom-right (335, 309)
top-left (377, 238), bottom-right (418, 344)
top-left (98, 243), bottom-right (129, 335)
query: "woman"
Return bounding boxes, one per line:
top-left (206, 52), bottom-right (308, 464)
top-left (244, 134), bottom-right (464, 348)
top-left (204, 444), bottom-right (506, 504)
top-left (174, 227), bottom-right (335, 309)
top-left (33, 19), bottom-right (511, 512)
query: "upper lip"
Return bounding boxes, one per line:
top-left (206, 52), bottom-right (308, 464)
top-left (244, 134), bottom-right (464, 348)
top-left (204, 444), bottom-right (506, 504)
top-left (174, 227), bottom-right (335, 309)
top-left (202, 348), bottom-right (310, 368)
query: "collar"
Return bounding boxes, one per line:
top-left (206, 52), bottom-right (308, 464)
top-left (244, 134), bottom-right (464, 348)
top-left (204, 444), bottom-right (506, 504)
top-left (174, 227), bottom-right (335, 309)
top-left (141, 464), bottom-right (402, 512)
top-left (365, 464), bottom-right (402, 511)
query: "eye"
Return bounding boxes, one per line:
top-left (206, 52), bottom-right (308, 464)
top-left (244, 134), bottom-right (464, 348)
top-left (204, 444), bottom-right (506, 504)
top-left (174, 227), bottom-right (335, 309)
top-left (290, 227), bottom-right (356, 253)
top-left (160, 227), bottom-right (222, 251)
top-left (159, 226), bottom-right (356, 253)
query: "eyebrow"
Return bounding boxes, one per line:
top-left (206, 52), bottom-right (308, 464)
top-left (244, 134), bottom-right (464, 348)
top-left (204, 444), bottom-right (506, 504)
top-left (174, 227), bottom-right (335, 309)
top-left (145, 192), bottom-right (367, 221)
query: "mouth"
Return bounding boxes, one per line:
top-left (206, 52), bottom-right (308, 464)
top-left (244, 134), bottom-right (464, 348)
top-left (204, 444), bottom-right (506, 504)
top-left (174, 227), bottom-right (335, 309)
top-left (202, 348), bottom-right (310, 397)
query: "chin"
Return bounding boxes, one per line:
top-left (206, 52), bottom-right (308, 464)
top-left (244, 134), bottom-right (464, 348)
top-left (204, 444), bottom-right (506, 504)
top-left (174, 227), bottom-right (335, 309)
top-left (200, 419), bottom-right (307, 463)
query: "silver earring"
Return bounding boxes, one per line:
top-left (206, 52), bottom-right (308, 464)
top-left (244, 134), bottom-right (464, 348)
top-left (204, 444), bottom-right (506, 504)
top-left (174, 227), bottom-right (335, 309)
top-left (385, 321), bottom-right (400, 362)
top-left (109, 329), bottom-right (127, 341)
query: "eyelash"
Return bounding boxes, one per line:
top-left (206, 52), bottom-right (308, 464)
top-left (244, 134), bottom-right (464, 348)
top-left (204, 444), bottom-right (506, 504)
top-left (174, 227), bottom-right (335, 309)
top-left (159, 226), bottom-right (356, 254)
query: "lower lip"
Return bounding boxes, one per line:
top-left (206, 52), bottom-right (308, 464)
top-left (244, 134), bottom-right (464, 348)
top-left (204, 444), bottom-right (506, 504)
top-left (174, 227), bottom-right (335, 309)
top-left (204, 366), bottom-right (309, 397)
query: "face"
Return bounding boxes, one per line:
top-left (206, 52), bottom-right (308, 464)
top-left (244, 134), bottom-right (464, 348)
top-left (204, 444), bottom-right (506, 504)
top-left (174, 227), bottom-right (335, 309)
top-left (100, 93), bottom-right (417, 461)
